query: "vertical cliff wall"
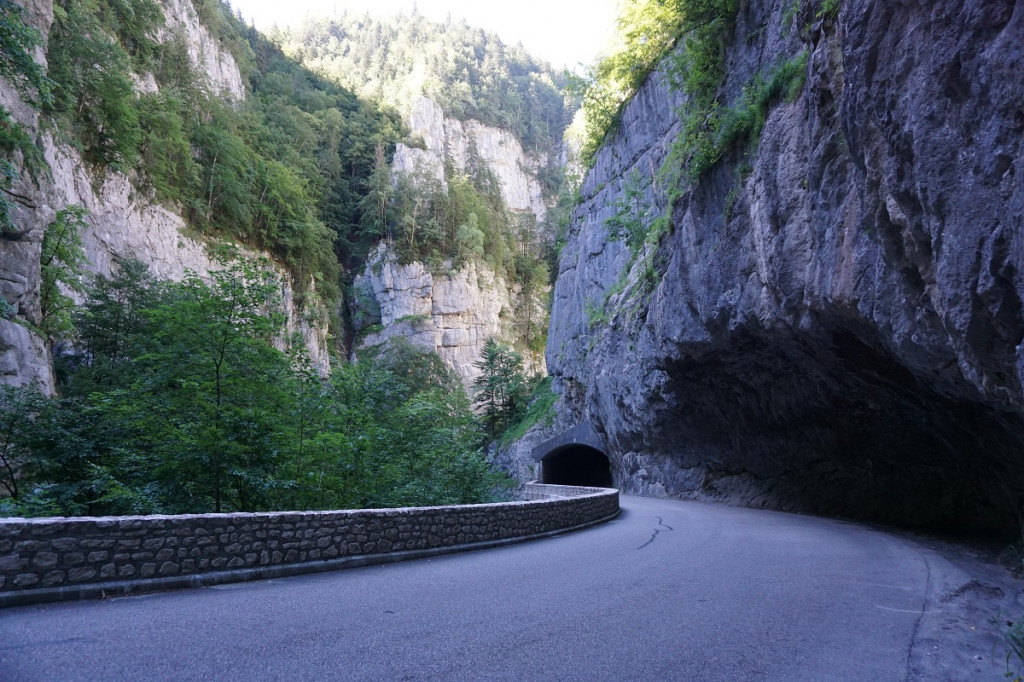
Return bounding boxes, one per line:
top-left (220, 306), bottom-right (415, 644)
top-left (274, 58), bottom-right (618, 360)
top-left (0, 0), bottom-right (329, 392)
top-left (546, 0), bottom-right (1024, 535)
top-left (352, 95), bottom-right (554, 386)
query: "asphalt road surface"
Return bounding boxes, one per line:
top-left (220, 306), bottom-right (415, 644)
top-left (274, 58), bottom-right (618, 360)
top-left (0, 496), bottom-right (1013, 680)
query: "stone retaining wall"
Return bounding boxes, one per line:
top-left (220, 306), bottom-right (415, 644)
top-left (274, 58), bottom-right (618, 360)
top-left (0, 485), bottom-right (618, 607)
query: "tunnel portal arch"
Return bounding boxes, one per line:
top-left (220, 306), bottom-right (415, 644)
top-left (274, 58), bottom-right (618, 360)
top-left (540, 444), bottom-right (613, 488)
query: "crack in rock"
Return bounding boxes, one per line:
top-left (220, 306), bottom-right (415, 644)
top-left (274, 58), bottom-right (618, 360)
top-left (637, 516), bottom-right (674, 550)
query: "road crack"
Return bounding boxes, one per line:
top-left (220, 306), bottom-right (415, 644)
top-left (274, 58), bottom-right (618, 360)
top-left (637, 516), bottom-right (674, 549)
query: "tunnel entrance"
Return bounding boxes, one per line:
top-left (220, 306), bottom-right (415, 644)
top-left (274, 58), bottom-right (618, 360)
top-left (541, 445), bottom-right (613, 487)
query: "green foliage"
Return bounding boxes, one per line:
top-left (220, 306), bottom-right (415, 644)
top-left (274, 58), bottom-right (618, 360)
top-left (4, 258), bottom-right (504, 516)
top-left (499, 376), bottom-right (557, 447)
top-left (817, 0), bottom-right (840, 20)
top-left (277, 12), bottom-right (574, 155)
top-left (40, 0), bottom-right (405, 301)
top-left (0, 0), bottom-right (52, 106)
top-left (0, 0), bottom-right (52, 230)
top-left (573, 0), bottom-right (695, 164)
top-left (39, 205), bottom-right (87, 338)
top-left (473, 338), bottom-right (535, 440)
top-left (667, 51), bottom-right (808, 187)
top-left (46, 0), bottom-right (154, 169)
top-left (606, 170), bottom-right (657, 256)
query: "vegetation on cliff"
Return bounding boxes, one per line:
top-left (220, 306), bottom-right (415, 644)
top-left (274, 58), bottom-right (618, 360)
top-left (1, 257), bottom-right (505, 516)
top-left (0, 0), bottom-right (574, 513)
top-left (9, 0), bottom-right (408, 301)
top-left (274, 11), bottom-right (575, 157)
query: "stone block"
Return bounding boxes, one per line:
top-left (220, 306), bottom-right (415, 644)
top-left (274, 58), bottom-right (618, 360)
top-left (140, 563), bottom-right (156, 578)
top-left (31, 552), bottom-right (58, 570)
top-left (227, 557), bottom-right (245, 569)
top-left (14, 573), bottom-right (39, 588)
top-left (158, 562), bottom-right (180, 576)
top-left (29, 523), bottom-right (65, 536)
top-left (118, 564), bottom-right (136, 578)
top-left (68, 566), bottom-right (97, 583)
top-left (64, 552), bottom-right (85, 565)
top-left (155, 549), bottom-right (174, 562)
top-left (41, 570), bottom-right (65, 587)
top-left (14, 540), bottom-right (43, 553)
top-left (51, 537), bottom-right (77, 552)
top-left (87, 551), bottom-right (110, 563)
top-left (0, 554), bottom-right (24, 571)
top-left (99, 563), bottom-right (116, 579)
top-left (211, 558), bottom-right (228, 569)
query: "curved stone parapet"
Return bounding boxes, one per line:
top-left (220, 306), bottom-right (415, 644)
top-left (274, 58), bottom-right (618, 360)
top-left (0, 485), bottom-right (618, 607)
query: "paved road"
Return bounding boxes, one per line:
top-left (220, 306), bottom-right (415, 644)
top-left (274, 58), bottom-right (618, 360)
top-left (0, 496), bottom-right (1009, 680)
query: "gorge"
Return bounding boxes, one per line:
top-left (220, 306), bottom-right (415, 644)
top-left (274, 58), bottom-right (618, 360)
top-left (2, 0), bottom-right (1024, 543)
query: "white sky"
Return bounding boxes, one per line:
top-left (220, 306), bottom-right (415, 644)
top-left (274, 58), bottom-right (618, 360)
top-left (228, 0), bottom-right (621, 70)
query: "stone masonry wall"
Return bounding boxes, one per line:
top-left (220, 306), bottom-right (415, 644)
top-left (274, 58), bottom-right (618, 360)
top-left (0, 485), bottom-right (618, 606)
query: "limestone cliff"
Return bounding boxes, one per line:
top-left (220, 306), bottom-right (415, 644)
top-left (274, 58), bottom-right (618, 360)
top-left (0, 0), bottom-right (328, 392)
top-left (393, 96), bottom-right (550, 225)
top-left (350, 244), bottom-right (544, 388)
top-left (543, 0), bottom-right (1024, 535)
top-left (352, 95), bottom-right (556, 386)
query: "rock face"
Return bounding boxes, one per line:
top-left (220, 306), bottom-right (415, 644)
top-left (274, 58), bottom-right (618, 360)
top-left (393, 96), bottom-right (550, 225)
top-left (350, 244), bottom-right (542, 387)
top-left (159, 0), bottom-right (246, 102)
top-left (0, 0), bottom-right (326, 392)
top-left (546, 0), bottom-right (1024, 535)
top-left (354, 95), bottom-right (556, 386)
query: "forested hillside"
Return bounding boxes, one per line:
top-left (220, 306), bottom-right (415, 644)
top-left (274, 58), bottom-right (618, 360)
top-left (2, 0), bottom-right (568, 516)
top-left (274, 11), bottom-right (574, 156)
top-left (273, 10), bottom-right (580, 378)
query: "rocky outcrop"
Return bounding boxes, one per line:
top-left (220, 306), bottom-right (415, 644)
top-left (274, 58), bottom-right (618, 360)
top-left (350, 244), bottom-right (542, 387)
top-left (159, 0), bottom-right (245, 101)
top-left (393, 96), bottom-right (549, 224)
top-left (545, 0), bottom-right (1024, 535)
top-left (354, 94), bottom-right (556, 387)
top-left (0, 0), bottom-right (323, 392)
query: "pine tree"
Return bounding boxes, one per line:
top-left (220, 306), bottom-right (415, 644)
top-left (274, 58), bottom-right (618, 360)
top-left (473, 338), bottom-right (529, 439)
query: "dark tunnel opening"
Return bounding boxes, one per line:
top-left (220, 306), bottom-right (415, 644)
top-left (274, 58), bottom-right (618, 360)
top-left (541, 445), bottom-right (614, 488)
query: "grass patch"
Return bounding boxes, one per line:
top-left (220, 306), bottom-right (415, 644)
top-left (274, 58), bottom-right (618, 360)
top-left (499, 377), bottom-right (557, 447)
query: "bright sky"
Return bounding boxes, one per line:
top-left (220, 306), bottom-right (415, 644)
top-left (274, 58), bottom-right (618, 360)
top-left (229, 0), bottom-right (621, 70)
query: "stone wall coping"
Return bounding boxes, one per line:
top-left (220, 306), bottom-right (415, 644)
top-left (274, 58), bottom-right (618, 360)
top-left (0, 489), bottom-right (609, 525)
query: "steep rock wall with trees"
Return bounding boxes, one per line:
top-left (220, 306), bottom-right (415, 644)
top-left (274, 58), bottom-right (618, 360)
top-left (277, 12), bottom-right (572, 385)
top-left (1, 0), bottom-right (409, 389)
top-left (542, 0), bottom-right (1024, 535)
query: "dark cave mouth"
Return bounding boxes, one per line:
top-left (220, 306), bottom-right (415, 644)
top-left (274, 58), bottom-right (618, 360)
top-left (541, 445), bottom-right (614, 488)
top-left (654, 329), bottom-right (1024, 539)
